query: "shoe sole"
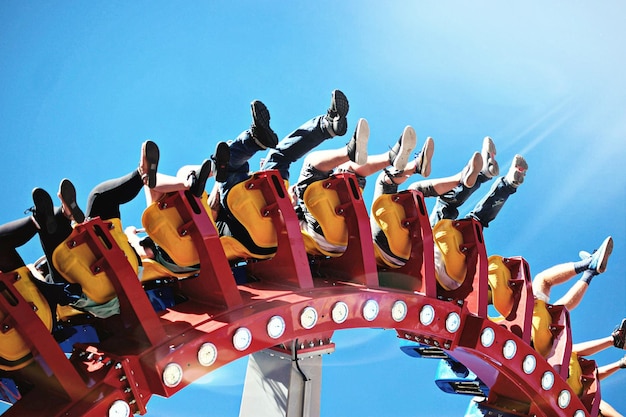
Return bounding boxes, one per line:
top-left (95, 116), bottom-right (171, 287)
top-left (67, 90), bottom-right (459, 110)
top-left (462, 152), bottom-right (483, 188)
top-left (594, 236), bottom-right (613, 274)
top-left (32, 188), bottom-right (57, 234)
top-left (331, 90), bottom-right (349, 117)
top-left (191, 160), bottom-right (212, 197)
top-left (143, 140), bottom-right (160, 189)
top-left (59, 179), bottom-right (85, 223)
top-left (392, 126), bottom-right (416, 170)
top-left (417, 137), bottom-right (435, 177)
top-left (353, 118), bottom-right (369, 165)
top-left (251, 100), bottom-right (271, 129)
top-left (213, 141), bottom-right (230, 183)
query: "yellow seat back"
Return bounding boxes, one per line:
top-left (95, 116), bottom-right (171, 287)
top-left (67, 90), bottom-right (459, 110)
top-left (142, 192), bottom-right (213, 267)
top-left (302, 180), bottom-right (348, 249)
top-left (0, 266), bottom-right (52, 371)
top-left (227, 179), bottom-right (278, 248)
top-left (433, 219), bottom-right (467, 290)
top-left (487, 255), bottom-right (515, 318)
top-left (566, 352), bottom-right (584, 397)
top-left (532, 299), bottom-right (554, 357)
top-left (52, 218), bottom-right (139, 304)
top-left (371, 194), bottom-right (411, 265)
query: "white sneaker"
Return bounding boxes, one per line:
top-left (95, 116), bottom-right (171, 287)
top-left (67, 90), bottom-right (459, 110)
top-left (481, 136), bottom-right (499, 178)
top-left (414, 136), bottom-right (435, 177)
top-left (389, 125), bottom-right (416, 170)
top-left (461, 152), bottom-right (483, 188)
top-left (504, 154), bottom-right (528, 187)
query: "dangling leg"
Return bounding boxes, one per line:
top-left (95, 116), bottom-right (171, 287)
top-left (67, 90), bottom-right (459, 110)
top-left (85, 140), bottom-right (160, 220)
top-left (429, 137), bottom-right (499, 227)
top-left (262, 90), bottom-right (349, 181)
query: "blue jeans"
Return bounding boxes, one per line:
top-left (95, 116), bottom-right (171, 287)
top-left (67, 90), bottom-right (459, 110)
top-left (218, 115), bottom-right (332, 251)
top-left (430, 174), bottom-right (517, 228)
top-left (261, 116), bottom-right (332, 181)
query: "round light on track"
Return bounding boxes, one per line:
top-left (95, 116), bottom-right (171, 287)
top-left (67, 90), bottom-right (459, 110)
top-left (419, 305), bottom-right (435, 326)
top-left (391, 300), bottom-right (407, 322)
top-left (233, 327), bottom-right (252, 351)
top-left (162, 362), bottom-right (184, 388)
top-left (362, 299), bottom-right (379, 321)
top-left (445, 312), bottom-right (461, 333)
top-left (557, 390), bottom-right (571, 409)
top-left (300, 306), bottom-right (318, 329)
top-left (108, 400), bottom-right (131, 417)
top-left (541, 371), bottom-right (555, 390)
top-left (522, 354), bottom-right (536, 374)
top-left (480, 327), bottom-right (495, 347)
top-left (502, 340), bottom-right (517, 359)
top-left (331, 301), bottom-right (349, 324)
top-left (267, 315), bottom-right (286, 339)
top-left (197, 342), bottom-right (218, 367)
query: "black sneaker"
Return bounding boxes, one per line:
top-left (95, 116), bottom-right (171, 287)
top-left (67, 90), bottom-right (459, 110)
top-left (32, 187), bottom-right (57, 234)
top-left (325, 89), bottom-right (349, 136)
top-left (59, 179), bottom-right (85, 223)
top-left (212, 141), bottom-right (230, 183)
top-left (251, 100), bottom-right (278, 149)
top-left (189, 159), bottom-right (212, 198)
top-left (612, 318), bottom-right (626, 349)
top-left (346, 118), bottom-right (369, 165)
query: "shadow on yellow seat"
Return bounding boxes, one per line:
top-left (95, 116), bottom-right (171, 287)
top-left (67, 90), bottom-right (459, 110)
top-left (531, 300), bottom-right (573, 378)
top-left (371, 190), bottom-right (437, 295)
top-left (485, 255), bottom-right (534, 343)
top-left (0, 266), bottom-right (52, 371)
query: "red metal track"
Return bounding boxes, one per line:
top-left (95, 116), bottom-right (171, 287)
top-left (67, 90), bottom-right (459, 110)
top-left (0, 171), bottom-right (600, 417)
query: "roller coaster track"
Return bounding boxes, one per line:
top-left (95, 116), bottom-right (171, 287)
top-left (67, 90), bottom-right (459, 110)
top-left (0, 171), bottom-right (600, 417)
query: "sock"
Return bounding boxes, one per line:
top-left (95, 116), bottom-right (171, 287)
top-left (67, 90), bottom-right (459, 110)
top-left (580, 270), bottom-right (596, 285)
top-left (573, 258), bottom-right (591, 274)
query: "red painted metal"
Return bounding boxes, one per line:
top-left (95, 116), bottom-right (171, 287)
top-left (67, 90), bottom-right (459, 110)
top-left (0, 174), bottom-right (599, 417)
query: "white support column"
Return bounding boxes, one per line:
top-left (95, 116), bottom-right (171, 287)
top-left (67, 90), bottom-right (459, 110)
top-left (239, 341), bottom-right (334, 417)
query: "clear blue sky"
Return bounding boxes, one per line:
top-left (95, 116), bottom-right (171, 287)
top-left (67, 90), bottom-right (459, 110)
top-left (1, 2), bottom-right (625, 416)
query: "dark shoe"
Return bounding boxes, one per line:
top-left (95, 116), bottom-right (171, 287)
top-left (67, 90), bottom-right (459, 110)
top-left (612, 318), bottom-right (626, 349)
top-left (32, 187), bottom-right (57, 234)
top-left (346, 118), bottom-right (369, 165)
top-left (388, 126), bottom-right (416, 170)
top-left (59, 179), bottom-right (85, 223)
top-left (325, 89), bottom-right (349, 136)
top-left (212, 141), bottom-right (230, 183)
top-left (251, 100), bottom-right (278, 149)
top-left (189, 160), bottom-right (212, 198)
top-left (141, 140), bottom-right (160, 188)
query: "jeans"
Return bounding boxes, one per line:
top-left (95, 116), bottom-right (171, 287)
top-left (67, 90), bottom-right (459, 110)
top-left (430, 174), bottom-right (517, 228)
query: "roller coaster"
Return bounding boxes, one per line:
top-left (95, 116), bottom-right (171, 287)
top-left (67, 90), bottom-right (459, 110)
top-left (0, 170), bottom-right (601, 417)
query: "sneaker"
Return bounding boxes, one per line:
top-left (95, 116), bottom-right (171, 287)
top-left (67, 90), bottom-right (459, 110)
top-left (580, 236), bottom-right (614, 274)
top-left (346, 118), bottom-right (369, 165)
top-left (325, 89), bottom-right (349, 137)
top-left (189, 159), bottom-right (212, 198)
top-left (141, 140), bottom-right (160, 189)
top-left (251, 100), bottom-right (278, 149)
top-left (481, 136), bottom-right (499, 178)
top-left (461, 152), bottom-right (483, 188)
top-left (388, 125), bottom-right (417, 170)
top-left (32, 187), bottom-right (57, 234)
top-left (58, 179), bottom-right (85, 223)
top-left (504, 154), bottom-right (528, 187)
top-left (612, 318), bottom-right (626, 349)
top-left (413, 137), bottom-right (435, 177)
top-left (212, 141), bottom-right (230, 183)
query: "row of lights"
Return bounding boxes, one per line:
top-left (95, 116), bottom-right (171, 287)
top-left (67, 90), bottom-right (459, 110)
top-left (479, 326), bottom-right (583, 416)
top-left (110, 301), bottom-right (464, 416)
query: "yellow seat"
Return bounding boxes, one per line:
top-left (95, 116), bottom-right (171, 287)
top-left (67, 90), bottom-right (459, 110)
top-left (0, 266), bottom-right (53, 371)
top-left (567, 352), bottom-right (584, 397)
top-left (300, 180), bottom-right (348, 257)
top-left (371, 194), bottom-right (410, 267)
top-left (433, 219), bottom-right (467, 290)
top-left (52, 218), bottom-right (139, 305)
top-left (487, 255), bottom-right (515, 318)
top-left (142, 192), bottom-right (213, 267)
top-left (531, 299), bottom-right (554, 357)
